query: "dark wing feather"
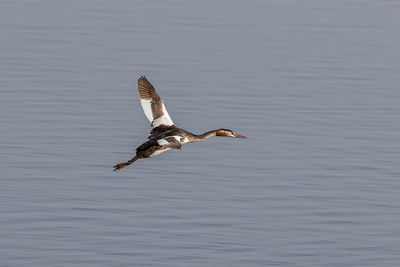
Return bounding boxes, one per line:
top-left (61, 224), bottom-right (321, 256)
top-left (147, 125), bottom-right (177, 139)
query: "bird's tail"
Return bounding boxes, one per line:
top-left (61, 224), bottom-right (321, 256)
top-left (113, 155), bottom-right (139, 171)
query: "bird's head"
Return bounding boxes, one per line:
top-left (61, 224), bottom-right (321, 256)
top-left (216, 129), bottom-right (247, 138)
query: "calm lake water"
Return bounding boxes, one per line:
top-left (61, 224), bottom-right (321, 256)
top-left (1, 1), bottom-right (400, 266)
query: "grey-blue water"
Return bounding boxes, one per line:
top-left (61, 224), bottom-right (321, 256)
top-left (1, 1), bottom-right (400, 266)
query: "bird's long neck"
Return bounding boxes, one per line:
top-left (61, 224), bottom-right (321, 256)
top-left (193, 130), bottom-right (218, 142)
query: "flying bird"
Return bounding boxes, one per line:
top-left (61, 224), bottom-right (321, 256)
top-left (113, 76), bottom-right (247, 171)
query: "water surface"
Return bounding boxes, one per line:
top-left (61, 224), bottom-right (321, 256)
top-left (1, 1), bottom-right (400, 266)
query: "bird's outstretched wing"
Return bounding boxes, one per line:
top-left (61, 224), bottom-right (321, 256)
top-left (137, 76), bottom-right (174, 128)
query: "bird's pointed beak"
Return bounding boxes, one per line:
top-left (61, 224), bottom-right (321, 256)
top-left (234, 133), bottom-right (247, 138)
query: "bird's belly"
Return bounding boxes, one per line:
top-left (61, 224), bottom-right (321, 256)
top-left (148, 147), bottom-right (172, 157)
top-left (180, 137), bottom-right (190, 144)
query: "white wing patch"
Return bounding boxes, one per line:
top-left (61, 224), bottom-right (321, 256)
top-left (140, 99), bottom-right (153, 124)
top-left (156, 136), bottom-right (181, 146)
top-left (151, 104), bottom-right (174, 128)
top-left (140, 99), bottom-right (174, 128)
top-left (157, 139), bottom-right (169, 146)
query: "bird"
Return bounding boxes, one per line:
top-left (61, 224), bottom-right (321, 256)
top-left (113, 76), bottom-right (247, 171)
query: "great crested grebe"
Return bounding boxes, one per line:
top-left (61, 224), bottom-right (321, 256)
top-left (113, 76), bottom-right (247, 171)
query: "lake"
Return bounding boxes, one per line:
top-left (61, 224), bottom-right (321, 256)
top-left (1, 0), bottom-right (400, 266)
